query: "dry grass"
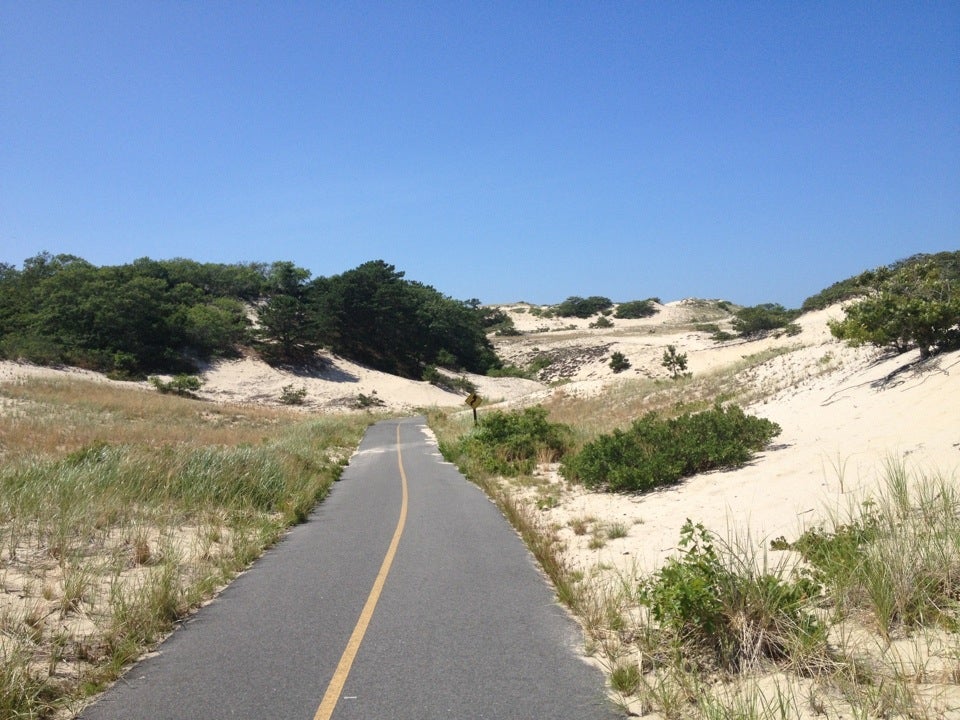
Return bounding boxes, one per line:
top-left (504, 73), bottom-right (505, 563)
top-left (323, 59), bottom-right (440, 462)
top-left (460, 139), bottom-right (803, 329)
top-left (0, 377), bottom-right (294, 461)
top-left (0, 376), bottom-right (371, 718)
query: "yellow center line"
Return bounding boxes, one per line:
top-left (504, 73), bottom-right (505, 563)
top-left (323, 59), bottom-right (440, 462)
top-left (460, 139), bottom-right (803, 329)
top-left (313, 424), bottom-right (409, 720)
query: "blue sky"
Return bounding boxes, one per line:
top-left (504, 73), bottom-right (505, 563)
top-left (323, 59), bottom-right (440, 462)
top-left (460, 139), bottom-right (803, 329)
top-left (2, 2), bottom-right (958, 307)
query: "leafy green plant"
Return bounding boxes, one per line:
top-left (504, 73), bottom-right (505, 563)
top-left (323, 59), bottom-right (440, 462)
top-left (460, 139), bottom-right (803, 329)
top-left (488, 353), bottom-right (555, 380)
top-left (355, 392), bottom-right (385, 409)
top-left (731, 304), bottom-right (801, 338)
top-left (149, 374), bottom-right (203, 396)
top-left (449, 406), bottom-right (572, 476)
top-left (486, 364), bottom-right (531, 379)
top-left (590, 315), bottom-right (614, 329)
top-left (639, 520), bottom-right (822, 671)
top-left (829, 254), bottom-right (960, 359)
top-left (555, 296), bottom-right (614, 318)
top-left (614, 299), bottom-right (658, 319)
top-left (423, 365), bottom-right (478, 395)
top-left (561, 404), bottom-right (780, 493)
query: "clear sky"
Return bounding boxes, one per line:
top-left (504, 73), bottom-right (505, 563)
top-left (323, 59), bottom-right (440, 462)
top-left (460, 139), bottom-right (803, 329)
top-left (2, 2), bottom-right (958, 307)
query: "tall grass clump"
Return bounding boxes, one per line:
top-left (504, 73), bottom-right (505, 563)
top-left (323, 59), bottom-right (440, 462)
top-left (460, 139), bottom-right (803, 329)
top-left (0, 640), bottom-right (58, 719)
top-left (782, 459), bottom-right (960, 638)
top-left (561, 403), bottom-right (780, 493)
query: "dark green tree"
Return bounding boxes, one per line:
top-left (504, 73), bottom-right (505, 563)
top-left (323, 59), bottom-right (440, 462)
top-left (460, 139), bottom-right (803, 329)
top-left (255, 262), bottom-right (322, 363)
top-left (315, 260), bottom-right (499, 378)
top-left (829, 257), bottom-right (960, 359)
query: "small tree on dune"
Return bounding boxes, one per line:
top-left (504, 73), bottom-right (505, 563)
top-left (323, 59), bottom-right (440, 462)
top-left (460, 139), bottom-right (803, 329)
top-left (662, 345), bottom-right (689, 379)
top-left (609, 351), bottom-right (631, 373)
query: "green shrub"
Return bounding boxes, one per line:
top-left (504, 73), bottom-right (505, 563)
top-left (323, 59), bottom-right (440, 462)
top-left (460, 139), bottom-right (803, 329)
top-left (355, 392), bottom-right (385, 408)
top-left (639, 520), bottom-right (822, 670)
top-left (589, 315), bottom-right (614, 329)
top-left (423, 365), bottom-right (478, 395)
top-left (614, 299), bottom-right (658, 319)
top-left (452, 406), bottom-right (572, 476)
top-left (149, 374), bottom-right (202, 396)
top-left (609, 351), bottom-right (630, 373)
top-left (778, 515), bottom-right (880, 587)
top-left (528, 354), bottom-right (554, 374)
top-left (561, 404), bottom-right (780, 493)
top-left (279, 384), bottom-right (308, 405)
top-left (731, 304), bottom-right (800, 338)
top-left (555, 296), bottom-right (613, 318)
top-left (486, 364), bottom-right (530, 379)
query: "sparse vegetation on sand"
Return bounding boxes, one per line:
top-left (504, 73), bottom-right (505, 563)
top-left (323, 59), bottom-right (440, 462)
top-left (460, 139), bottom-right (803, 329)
top-left (433, 396), bottom-right (960, 717)
top-left (0, 376), bottom-right (371, 718)
top-left (431, 276), bottom-right (959, 717)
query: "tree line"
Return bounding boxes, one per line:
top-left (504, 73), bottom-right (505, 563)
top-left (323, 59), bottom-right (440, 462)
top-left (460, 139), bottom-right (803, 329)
top-left (0, 254), bottom-right (500, 379)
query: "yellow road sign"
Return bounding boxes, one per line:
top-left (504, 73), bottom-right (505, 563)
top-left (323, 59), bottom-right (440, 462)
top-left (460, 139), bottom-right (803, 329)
top-left (465, 392), bottom-right (482, 409)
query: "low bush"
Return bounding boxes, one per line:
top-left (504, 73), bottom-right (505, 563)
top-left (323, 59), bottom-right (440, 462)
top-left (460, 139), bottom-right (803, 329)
top-left (731, 304), bottom-right (801, 338)
top-left (355, 392), bottom-right (385, 409)
top-left (614, 299), bottom-right (658, 319)
top-left (561, 404), bottom-right (780, 493)
top-left (486, 364), bottom-right (529, 379)
top-left (423, 365), bottom-right (478, 395)
top-left (609, 352), bottom-right (630, 373)
top-left (555, 296), bottom-right (613, 318)
top-left (640, 520), bottom-right (823, 671)
top-left (149, 374), bottom-right (203, 396)
top-left (279, 384), bottom-right (308, 405)
top-left (448, 406), bottom-right (572, 476)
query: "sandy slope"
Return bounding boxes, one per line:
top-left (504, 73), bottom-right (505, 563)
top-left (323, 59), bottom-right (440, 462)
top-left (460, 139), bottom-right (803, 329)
top-left (546, 344), bottom-right (960, 577)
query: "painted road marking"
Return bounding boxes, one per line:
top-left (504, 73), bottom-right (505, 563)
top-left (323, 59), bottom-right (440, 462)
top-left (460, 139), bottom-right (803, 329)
top-left (313, 424), bottom-right (410, 720)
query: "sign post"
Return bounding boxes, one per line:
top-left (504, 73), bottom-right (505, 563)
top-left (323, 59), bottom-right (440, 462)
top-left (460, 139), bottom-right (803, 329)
top-left (464, 392), bottom-right (482, 425)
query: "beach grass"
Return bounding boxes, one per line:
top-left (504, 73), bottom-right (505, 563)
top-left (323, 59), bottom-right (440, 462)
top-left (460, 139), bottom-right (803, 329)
top-left (0, 375), bottom-right (371, 718)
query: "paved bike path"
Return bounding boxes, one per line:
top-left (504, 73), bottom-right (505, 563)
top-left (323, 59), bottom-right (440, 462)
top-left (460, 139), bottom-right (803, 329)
top-left (80, 417), bottom-right (617, 719)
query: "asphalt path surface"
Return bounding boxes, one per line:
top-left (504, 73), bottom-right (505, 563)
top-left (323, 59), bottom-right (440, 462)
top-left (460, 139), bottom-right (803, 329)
top-left (80, 416), bottom-right (619, 719)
